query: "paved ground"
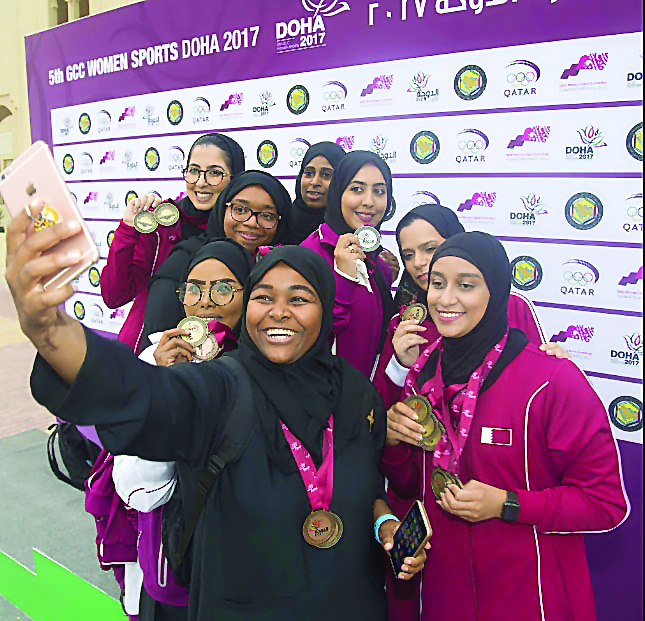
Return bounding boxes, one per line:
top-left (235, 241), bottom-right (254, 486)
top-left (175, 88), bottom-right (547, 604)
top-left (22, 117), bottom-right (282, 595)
top-left (0, 232), bottom-right (121, 619)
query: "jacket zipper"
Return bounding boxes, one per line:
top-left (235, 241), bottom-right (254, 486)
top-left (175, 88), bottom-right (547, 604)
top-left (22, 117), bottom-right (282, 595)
top-left (469, 526), bottom-right (479, 619)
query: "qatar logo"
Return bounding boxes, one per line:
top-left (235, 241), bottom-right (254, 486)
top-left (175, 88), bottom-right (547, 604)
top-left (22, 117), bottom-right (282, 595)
top-left (458, 192), bottom-right (496, 213)
top-left (336, 136), bottom-right (355, 151)
top-left (79, 152), bottom-right (93, 174)
top-left (254, 91), bottom-right (275, 117)
top-left (167, 100), bottom-right (183, 126)
top-left (510, 193), bottom-right (547, 226)
top-left (454, 65), bottom-right (487, 101)
top-left (287, 85), bottom-right (310, 115)
top-left (561, 259), bottom-right (599, 296)
top-left (504, 60), bottom-right (540, 98)
top-left (626, 122), bottom-right (643, 161)
top-left (624, 193), bottom-right (643, 232)
top-left (143, 105), bottom-right (159, 127)
top-left (361, 75), bottom-right (394, 97)
top-left (322, 81), bottom-right (347, 112)
top-left (167, 146), bottom-right (185, 173)
top-left (456, 129), bottom-right (488, 163)
top-left (412, 191), bottom-right (441, 208)
top-left (618, 266), bottom-right (643, 287)
top-left (565, 192), bottom-right (604, 230)
top-left (550, 325), bottom-right (595, 344)
top-left (97, 110), bottom-right (112, 133)
top-left (611, 333), bottom-right (643, 367)
top-left (410, 131), bottom-right (440, 164)
top-left (73, 301), bottom-right (86, 321)
top-left (78, 112), bottom-right (91, 135)
top-left (608, 396), bottom-right (642, 432)
top-left (290, 138), bottom-right (312, 169)
top-left (561, 53), bottom-right (609, 79)
top-left (89, 304), bottom-right (104, 325)
top-left (510, 256), bottom-right (543, 291)
top-left (408, 72), bottom-right (438, 103)
top-left (144, 147), bottom-right (160, 172)
top-left (100, 151), bottom-right (115, 166)
top-left (257, 140), bottom-right (279, 168)
top-left (118, 106), bottom-right (136, 122)
top-left (69, 192), bottom-right (78, 204)
top-left (372, 135), bottom-right (397, 162)
top-left (220, 94), bottom-right (243, 112)
top-left (192, 97), bottom-right (210, 123)
top-left (507, 126), bottom-right (551, 149)
top-left (62, 154), bottom-right (75, 175)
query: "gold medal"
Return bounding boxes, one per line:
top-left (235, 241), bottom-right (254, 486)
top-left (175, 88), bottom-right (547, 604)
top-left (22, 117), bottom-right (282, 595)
top-left (354, 225), bottom-right (382, 253)
top-left (432, 467), bottom-right (463, 500)
top-left (193, 332), bottom-right (222, 362)
top-left (133, 210), bottom-right (158, 234)
top-left (303, 510), bottom-right (343, 548)
top-left (402, 303), bottom-right (427, 323)
top-left (154, 202), bottom-right (180, 227)
top-left (177, 316), bottom-right (209, 347)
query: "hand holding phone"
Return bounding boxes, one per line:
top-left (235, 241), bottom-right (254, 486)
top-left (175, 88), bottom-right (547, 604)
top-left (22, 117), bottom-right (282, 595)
top-left (387, 500), bottom-right (432, 578)
top-left (0, 141), bottom-right (98, 289)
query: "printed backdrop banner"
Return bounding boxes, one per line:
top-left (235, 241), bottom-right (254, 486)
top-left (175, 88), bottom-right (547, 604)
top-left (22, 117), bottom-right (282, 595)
top-left (25, 0), bottom-right (643, 619)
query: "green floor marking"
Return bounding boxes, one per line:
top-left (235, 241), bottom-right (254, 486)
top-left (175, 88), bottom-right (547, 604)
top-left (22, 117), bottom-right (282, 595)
top-left (0, 548), bottom-right (122, 620)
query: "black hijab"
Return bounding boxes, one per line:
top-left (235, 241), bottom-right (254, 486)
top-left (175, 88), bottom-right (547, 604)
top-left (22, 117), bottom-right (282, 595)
top-left (206, 170), bottom-right (293, 245)
top-left (179, 133), bottom-right (246, 220)
top-left (419, 231), bottom-right (529, 389)
top-left (324, 150), bottom-right (395, 352)
top-left (394, 204), bottom-right (465, 310)
top-left (291, 142), bottom-right (346, 244)
top-left (144, 238), bottom-right (254, 338)
top-left (230, 246), bottom-right (364, 472)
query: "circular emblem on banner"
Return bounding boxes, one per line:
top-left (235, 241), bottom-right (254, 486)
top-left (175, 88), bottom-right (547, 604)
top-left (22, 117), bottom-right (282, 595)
top-left (62, 154), bottom-right (75, 175)
top-left (410, 131), bottom-right (441, 164)
top-left (145, 147), bottom-right (160, 171)
top-left (107, 230), bottom-right (116, 248)
top-left (454, 65), bottom-right (487, 101)
top-left (609, 396), bottom-right (643, 432)
top-left (287, 85), bottom-right (310, 115)
top-left (88, 267), bottom-right (101, 288)
top-left (510, 255), bottom-right (543, 291)
top-left (257, 140), bottom-right (279, 168)
top-left (73, 301), bottom-right (86, 320)
top-left (626, 122), bottom-right (643, 161)
top-left (125, 190), bottom-right (138, 206)
top-left (565, 192), bottom-right (604, 230)
top-left (167, 100), bottom-right (184, 126)
top-left (78, 113), bottom-right (91, 135)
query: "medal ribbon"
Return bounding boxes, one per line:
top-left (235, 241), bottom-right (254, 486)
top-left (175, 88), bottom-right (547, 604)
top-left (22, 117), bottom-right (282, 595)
top-left (207, 320), bottom-right (237, 351)
top-left (281, 417), bottom-right (334, 511)
top-left (404, 331), bottom-right (508, 472)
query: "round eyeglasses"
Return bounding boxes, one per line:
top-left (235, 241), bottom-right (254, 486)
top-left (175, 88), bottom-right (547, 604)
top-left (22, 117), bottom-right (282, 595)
top-left (177, 281), bottom-right (243, 307)
top-left (183, 166), bottom-right (229, 187)
top-left (227, 201), bottom-right (280, 230)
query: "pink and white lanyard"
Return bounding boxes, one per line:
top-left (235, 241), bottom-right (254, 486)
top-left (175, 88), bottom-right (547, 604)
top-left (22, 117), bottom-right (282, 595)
top-left (404, 332), bottom-right (508, 473)
top-left (280, 417), bottom-right (335, 511)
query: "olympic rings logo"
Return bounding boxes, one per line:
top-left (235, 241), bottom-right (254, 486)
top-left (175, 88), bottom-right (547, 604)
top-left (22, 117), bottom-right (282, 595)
top-left (291, 147), bottom-right (307, 158)
top-left (507, 71), bottom-right (537, 87)
top-left (458, 139), bottom-right (486, 154)
top-left (323, 89), bottom-right (345, 101)
top-left (627, 205), bottom-right (644, 221)
top-left (193, 104), bottom-right (209, 114)
top-left (169, 151), bottom-right (184, 163)
top-left (564, 270), bottom-right (594, 285)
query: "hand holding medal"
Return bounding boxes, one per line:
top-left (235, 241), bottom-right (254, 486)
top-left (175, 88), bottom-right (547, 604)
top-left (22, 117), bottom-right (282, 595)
top-left (392, 316), bottom-right (428, 368)
top-left (334, 233), bottom-right (366, 279)
top-left (123, 193), bottom-right (161, 229)
top-left (177, 316), bottom-right (223, 362)
top-left (153, 327), bottom-right (195, 367)
top-left (436, 479), bottom-right (508, 524)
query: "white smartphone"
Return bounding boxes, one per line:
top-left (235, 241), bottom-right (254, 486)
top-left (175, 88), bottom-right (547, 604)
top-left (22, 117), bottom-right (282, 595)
top-left (0, 141), bottom-right (99, 289)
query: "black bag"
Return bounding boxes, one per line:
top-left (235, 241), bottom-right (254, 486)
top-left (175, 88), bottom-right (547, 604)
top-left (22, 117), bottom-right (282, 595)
top-left (162, 357), bottom-right (256, 586)
top-left (47, 422), bottom-right (102, 491)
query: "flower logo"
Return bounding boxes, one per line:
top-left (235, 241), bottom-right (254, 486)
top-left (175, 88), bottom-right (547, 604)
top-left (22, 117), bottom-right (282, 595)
top-left (302, 0), bottom-right (351, 17)
top-left (578, 125), bottom-right (607, 148)
top-left (409, 73), bottom-right (430, 93)
top-left (521, 194), bottom-right (547, 215)
top-left (624, 333), bottom-right (643, 355)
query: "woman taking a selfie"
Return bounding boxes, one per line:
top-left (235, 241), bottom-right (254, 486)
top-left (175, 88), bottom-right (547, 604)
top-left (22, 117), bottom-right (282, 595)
top-left (7, 208), bottom-right (426, 621)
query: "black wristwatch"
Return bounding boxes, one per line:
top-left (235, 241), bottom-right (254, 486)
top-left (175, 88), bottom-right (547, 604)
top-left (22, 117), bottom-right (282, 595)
top-left (501, 491), bottom-right (520, 523)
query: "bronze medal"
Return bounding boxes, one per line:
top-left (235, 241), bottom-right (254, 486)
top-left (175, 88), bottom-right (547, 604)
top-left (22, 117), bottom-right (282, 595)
top-left (177, 316), bottom-right (209, 347)
top-left (404, 395), bottom-right (432, 425)
top-left (303, 510), bottom-right (343, 548)
top-left (134, 210), bottom-right (158, 234)
top-left (154, 202), bottom-right (180, 227)
top-left (402, 303), bottom-right (427, 323)
top-left (431, 468), bottom-right (452, 500)
top-left (193, 332), bottom-right (222, 362)
top-left (354, 225), bottom-right (382, 253)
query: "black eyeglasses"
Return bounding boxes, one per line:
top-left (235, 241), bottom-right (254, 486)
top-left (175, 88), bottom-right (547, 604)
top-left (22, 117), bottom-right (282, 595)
top-left (183, 166), bottom-right (229, 186)
top-left (177, 281), bottom-right (243, 307)
top-left (227, 201), bottom-right (281, 230)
